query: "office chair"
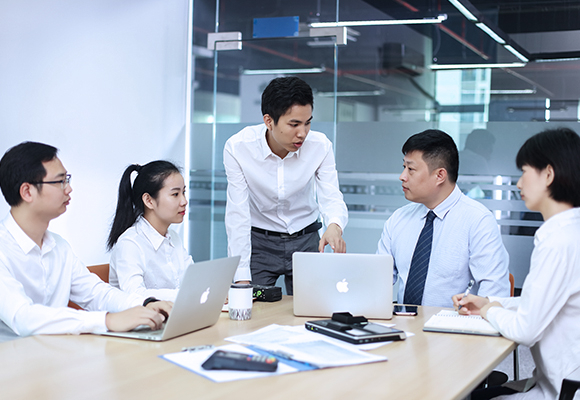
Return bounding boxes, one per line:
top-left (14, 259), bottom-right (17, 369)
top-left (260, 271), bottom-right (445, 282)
top-left (474, 274), bottom-right (518, 391)
top-left (68, 263), bottom-right (110, 310)
top-left (509, 273), bottom-right (520, 381)
top-left (560, 379), bottom-right (580, 400)
top-left (559, 368), bottom-right (580, 400)
top-left (87, 263), bottom-right (110, 283)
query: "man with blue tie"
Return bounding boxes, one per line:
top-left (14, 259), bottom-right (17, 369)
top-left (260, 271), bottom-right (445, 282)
top-left (377, 129), bottom-right (510, 307)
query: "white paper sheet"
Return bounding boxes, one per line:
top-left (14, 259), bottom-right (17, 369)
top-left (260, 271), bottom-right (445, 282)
top-left (225, 324), bottom-right (388, 368)
top-left (161, 343), bottom-right (299, 383)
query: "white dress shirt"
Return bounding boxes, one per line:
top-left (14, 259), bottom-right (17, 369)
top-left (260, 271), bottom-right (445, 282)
top-left (109, 217), bottom-right (193, 301)
top-left (486, 208), bottom-right (580, 400)
top-left (224, 123), bottom-right (348, 282)
top-left (0, 213), bottom-right (142, 338)
top-left (377, 185), bottom-right (510, 307)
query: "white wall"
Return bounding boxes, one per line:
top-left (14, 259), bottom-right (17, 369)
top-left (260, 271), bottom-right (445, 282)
top-left (0, 0), bottom-right (190, 264)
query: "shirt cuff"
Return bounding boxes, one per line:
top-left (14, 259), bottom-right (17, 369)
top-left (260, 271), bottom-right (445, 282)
top-left (484, 305), bottom-right (504, 330)
top-left (128, 293), bottom-right (145, 308)
top-left (83, 311), bottom-right (109, 333)
top-left (234, 265), bottom-right (251, 282)
top-left (326, 218), bottom-right (345, 232)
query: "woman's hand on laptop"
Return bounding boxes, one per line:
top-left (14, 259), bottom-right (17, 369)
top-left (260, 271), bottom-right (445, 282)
top-left (145, 300), bottom-right (173, 322)
top-left (105, 303), bottom-right (171, 332)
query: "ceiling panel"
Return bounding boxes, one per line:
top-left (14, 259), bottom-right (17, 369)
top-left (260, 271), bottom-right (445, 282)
top-left (194, 0), bottom-right (580, 110)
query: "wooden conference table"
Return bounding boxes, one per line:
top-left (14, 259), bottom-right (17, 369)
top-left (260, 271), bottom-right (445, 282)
top-left (0, 297), bottom-right (514, 400)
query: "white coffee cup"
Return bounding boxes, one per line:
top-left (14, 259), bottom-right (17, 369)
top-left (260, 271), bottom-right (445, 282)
top-left (228, 284), bottom-right (253, 320)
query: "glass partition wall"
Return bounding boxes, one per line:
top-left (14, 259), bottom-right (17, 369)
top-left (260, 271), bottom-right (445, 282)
top-left (190, 0), bottom-right (580, 290)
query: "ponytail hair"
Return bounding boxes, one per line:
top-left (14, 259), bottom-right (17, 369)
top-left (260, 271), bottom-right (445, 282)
top-left (107, 160), bottom-right (181, 250)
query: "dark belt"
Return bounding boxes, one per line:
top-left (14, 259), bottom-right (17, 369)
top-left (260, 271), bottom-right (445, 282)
top-left (251, 221), bottom-right (322, 239)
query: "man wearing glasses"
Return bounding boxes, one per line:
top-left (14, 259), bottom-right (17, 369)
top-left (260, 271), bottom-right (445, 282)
top-left (0, 141), bottom-right (172, 340)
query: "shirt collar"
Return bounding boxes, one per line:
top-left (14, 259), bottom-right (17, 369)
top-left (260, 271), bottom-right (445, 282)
top-left (259, 124), bottom-right (300, 160)
top-left (535, 207), bottom-right (579, 243)
top-left (2, 212), bottom-right (54, 254)
top-left (136, 217), bottom-right (172, 251)
top-left (421, 184), bottom-right (462, 220)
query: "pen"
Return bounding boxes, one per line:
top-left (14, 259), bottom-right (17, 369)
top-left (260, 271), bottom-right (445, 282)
top-left (181, 344), bottom-right (214, 352)
top-left (458, 279), bottom-right (475, 310)
top-left (248, 346), bottom-right (318, 370)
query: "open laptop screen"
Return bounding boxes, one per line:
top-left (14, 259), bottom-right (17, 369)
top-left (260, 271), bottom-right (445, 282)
top-left (292, 253), bottom-right (393, 320)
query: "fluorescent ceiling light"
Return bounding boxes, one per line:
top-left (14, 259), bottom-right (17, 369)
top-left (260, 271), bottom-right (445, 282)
top-left (461, 89), bottom-right (536, 95)
top-left (448, 0), bottom-right (478, 21)
top-left (317, 90), bottom-right (385, 97)
top-left (310, 14), bottom-right (446, 28)
top-left (242, 67), bottom-right (326, 75)
top-left (491, 89), bottom-right (536, 95)
top-left (430, 63), bottom-right (525, 70)
top-left (535, 57), bottom-right (580, 63)
top-left (475, 22), bottom-right (506, 44)
top-left (504, 45), bottom-right (529, 63)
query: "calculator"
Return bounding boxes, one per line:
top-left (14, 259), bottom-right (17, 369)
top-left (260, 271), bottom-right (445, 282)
top-left (201, 350), bottom-right (278, 372)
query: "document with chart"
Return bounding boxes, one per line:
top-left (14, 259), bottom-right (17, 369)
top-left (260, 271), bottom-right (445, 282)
top-left (226, 324), bottom-right (388, 368)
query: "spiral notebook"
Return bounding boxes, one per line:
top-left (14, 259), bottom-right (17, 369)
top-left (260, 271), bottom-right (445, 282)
top-left (423, 310), bottom-right (501, 336)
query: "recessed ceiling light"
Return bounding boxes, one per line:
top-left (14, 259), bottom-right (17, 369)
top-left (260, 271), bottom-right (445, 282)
top-left (309, 15), bottom-right (446, 28)
top-left (430, 63), bottom-right (525, 70)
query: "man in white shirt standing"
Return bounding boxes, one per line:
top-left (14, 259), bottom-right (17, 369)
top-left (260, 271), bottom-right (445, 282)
top-left (0, 141), bottom-right (172, 340)
top-left (224, 77), bottom-right (348, 294)
top-left (377, 129), bottom-right (510, 307)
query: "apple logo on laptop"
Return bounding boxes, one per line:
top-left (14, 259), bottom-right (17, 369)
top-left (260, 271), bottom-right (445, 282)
top-left (336, 279), bottom-right (349, 293)
top-left (200, 287), bottom-right (210, 304)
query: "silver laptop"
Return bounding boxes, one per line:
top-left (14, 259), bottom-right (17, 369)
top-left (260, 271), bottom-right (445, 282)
top-left (293, 252), bottom-right (393, 320)
top-left (95, 256), bottom-right (240, 341)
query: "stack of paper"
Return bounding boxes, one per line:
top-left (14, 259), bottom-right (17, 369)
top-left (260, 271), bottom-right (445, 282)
top-left (161, 324), bottom-right (390, 382)
top-left (225, 324), bottom-right (388, 368)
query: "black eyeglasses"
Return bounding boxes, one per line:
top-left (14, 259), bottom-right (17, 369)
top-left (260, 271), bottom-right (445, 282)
top-left (31, 174), bottom-right (72, 190)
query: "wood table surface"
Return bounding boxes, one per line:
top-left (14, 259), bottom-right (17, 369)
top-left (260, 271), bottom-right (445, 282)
top-left (0, 297), bottom-right (515, 400)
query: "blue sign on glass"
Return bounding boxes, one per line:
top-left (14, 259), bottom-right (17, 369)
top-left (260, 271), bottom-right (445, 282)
top-left (253, 16), bottom-right (299, 39)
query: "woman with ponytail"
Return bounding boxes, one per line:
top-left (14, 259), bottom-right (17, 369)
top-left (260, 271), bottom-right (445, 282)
top-left (107, 161), bottom-right (192, 301)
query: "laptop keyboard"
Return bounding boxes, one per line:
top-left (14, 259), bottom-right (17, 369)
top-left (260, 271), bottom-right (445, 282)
top-left (132, 324), bottom-right (164, 336)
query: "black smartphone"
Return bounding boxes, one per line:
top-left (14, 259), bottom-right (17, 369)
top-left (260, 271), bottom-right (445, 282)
top-left (393, 305), bottom-right (418, 316)
top-left (201, 350), bottom-right (278, 372)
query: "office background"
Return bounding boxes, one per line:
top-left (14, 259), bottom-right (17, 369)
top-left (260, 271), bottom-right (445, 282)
top-left (0, 0), bottom-right (190, 264)
top-left (1, 0), bottom-right (579, 290)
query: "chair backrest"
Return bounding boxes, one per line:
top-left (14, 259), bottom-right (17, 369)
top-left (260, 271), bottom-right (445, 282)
top-left (559, 368), bottom-right (580, 400)
top-left (88, 263), bottom-right (110, 283)
top-left (68, 264), bottom-right (110, 309)
top-left (559, 379), bottom-right (580, 400)
top-left (509, 273), bottom-right (515, 297)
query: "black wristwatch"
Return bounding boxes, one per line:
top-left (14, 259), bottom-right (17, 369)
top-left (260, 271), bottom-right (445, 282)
top-left (143, 297), bottom-right (160, 307)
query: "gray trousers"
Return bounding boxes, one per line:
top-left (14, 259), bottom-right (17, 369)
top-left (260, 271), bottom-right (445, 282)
top-left (250, 229), bottom-right (320, 295)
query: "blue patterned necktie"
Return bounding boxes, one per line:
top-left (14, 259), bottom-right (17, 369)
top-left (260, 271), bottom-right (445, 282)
top-left (403, 210), bottom-right (436, 305)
